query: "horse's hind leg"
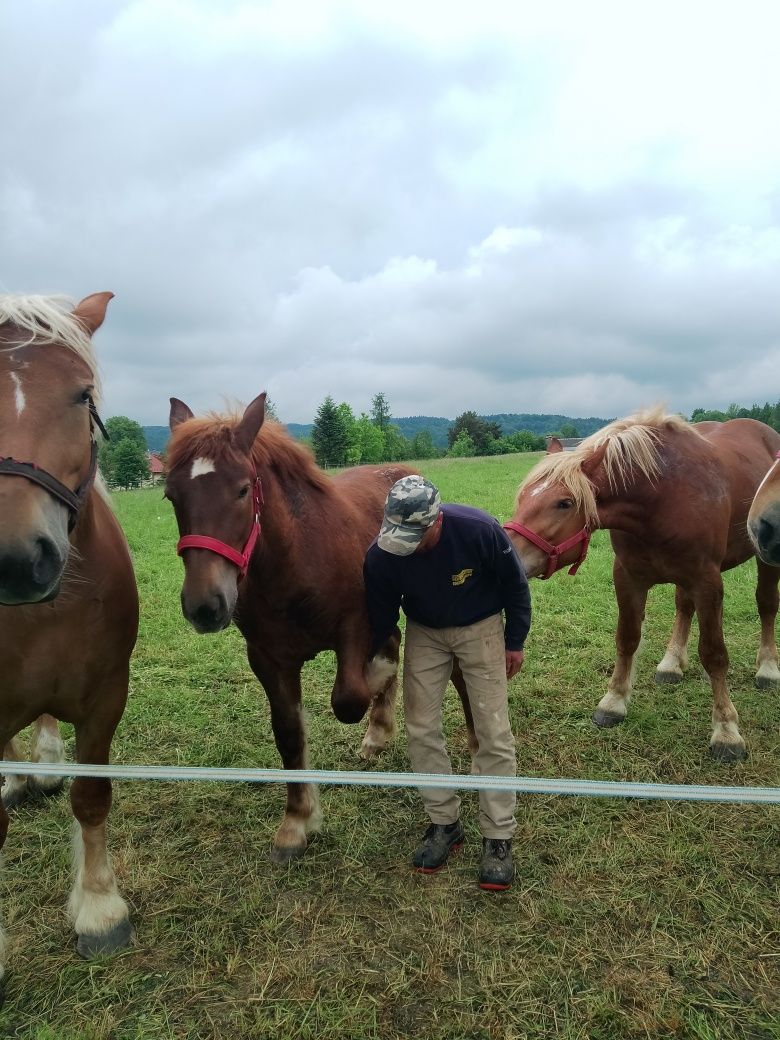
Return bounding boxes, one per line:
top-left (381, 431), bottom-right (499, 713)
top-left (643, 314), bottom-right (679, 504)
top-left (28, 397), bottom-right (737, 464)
top-left (2, 735), bottom-right (29, 810)
top-left (656, 586), bottom-right (695, 684)
top-left (248, 651), bottom-right (320, 863)
top-left (694, 572), bottom-right (746, 761)
top-left (360, 632), bottom-right (400, 760)
top-left (450, 662), bottom-right (478, 764)
top-left (69, 690), bottom-right (131, 958)
top-left (29, 714), bottom-right (66, 798)
top-left (594, 560), bottom-right (649, 728)
top-left (754, 560), bottom-right (780, 689)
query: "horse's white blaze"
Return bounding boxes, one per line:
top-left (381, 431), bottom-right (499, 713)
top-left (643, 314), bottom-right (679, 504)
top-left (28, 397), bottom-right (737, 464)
top-left (530, 481), bottom-right (549, 497)
top-left (69, 822), bottom-right (129, 937)
top-left (190, 457), bottom-right (216, 479)
top-left (10, 371), bottom-right (25, 416)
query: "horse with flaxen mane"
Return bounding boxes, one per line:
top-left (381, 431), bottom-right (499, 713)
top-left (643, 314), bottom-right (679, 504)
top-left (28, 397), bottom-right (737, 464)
top-left (165, 393), bottom-right (475, 862)
top-left (0, 293), bottom-right (138, 981)
top-left (504, 407), bottom-right (780, 761)
top-left (748, 450), bottom-right (780, 566)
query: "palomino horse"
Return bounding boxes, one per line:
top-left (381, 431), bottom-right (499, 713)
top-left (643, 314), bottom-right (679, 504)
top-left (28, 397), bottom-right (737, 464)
top-left (0, 294), bottom-right (138, 976)
top-left (165, 394), bottom-right (474, 862)
top-left (504, 408), bottom-right (780, 761)
top-left (748, 450), bottom-right (780, 565)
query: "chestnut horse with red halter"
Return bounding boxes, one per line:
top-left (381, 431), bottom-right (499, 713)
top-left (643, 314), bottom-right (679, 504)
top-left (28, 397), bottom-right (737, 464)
top-left (165, 394), bottom-right (477, 862)
top-left (0, 293), bottom-right (138, 978)
top-left (505, 408), bottom-right (780, 761)
top-left (748, 450), bottom-right (780, 565)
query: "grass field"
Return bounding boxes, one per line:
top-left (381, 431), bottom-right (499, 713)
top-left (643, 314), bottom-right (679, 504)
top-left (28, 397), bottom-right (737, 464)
top-left (0, 451), bottom-right (778, 1040)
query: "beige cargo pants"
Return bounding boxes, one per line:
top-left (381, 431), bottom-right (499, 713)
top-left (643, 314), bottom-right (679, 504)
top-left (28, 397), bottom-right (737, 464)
top-left (403, 612), bottom-right (517, 839)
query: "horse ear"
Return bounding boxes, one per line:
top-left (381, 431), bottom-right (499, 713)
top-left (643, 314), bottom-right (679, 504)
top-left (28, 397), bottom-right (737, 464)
top-left (235, 392), bottom-right (267, 454)
top-left (547, 436), bottom-right (564, 454)
top-left (581, 442), bottom-right (608, 480)
top-left (169, 398), bottom-right (194, 431)
top-left (72, 292), bottom-right (114, 335)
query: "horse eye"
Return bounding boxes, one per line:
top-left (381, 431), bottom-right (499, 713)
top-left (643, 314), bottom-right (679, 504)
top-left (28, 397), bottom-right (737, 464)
top-left (238, 485), bottom-right (250, 499)
top-left (556, 499), bottom-right (573, 510)
top-left (80, 389), bottom-right (92, 404)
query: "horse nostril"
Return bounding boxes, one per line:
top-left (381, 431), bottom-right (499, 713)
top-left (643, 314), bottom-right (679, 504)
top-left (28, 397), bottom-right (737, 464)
top-left (759, 518), bottom-right (776, 545)
top-left (189, 592), bottom-right (228, 630)
top-left (32, 536), bottom-right (63, 585)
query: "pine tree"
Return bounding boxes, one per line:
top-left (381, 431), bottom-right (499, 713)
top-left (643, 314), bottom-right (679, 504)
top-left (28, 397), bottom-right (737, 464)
top-left (370, 392), bottom-right (391, 431)
top-left (312, 396), bottom-right (349, 468)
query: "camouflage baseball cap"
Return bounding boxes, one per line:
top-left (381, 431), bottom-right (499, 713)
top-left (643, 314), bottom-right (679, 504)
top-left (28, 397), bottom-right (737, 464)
top-left (377, 475), bottom-right (442, 556)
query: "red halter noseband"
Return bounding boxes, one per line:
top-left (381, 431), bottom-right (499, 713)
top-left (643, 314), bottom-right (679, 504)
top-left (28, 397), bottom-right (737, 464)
top-left (176, 475), bottom-right (263, 578)
top-left (502, 520), bottom-right (592, 580)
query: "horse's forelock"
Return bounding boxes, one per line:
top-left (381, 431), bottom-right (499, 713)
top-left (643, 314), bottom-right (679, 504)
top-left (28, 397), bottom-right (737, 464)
top-left (0, 294), bottom-right (101, 403)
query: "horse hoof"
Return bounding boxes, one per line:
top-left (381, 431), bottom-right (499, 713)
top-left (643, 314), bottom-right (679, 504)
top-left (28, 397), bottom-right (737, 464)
top-left (592, 710), bottom-right (624, 729)
top-left (655, 670), bottom-right (683, 685)
top-left (27, 777), bottom-right (65, 800)
top-left (709, 742), bottom-right (747, 764)
top-left (76, 918), bottom-right (132, 959)
top-left (1, 786), bottom-right (27, 811)
top-left (754, 674), bottom-right (780, 690)
top-left (270, 842), bottom-right (307, 865)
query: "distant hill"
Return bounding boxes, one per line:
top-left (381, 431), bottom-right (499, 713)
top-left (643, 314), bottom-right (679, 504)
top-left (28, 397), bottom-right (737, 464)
top-left (143, 426), bottom-right (170, 453)
top-left (148, 414), bottom-right (611, 453)
top-left (285, 413), bottom-right (610, 450)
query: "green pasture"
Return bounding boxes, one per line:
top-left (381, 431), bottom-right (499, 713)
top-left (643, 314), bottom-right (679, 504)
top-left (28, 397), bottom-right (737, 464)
top-left (0, 452), bottom-right (778, 1040)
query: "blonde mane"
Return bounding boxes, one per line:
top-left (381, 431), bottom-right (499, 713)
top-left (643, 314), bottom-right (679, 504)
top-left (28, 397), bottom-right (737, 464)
top-left (518, 407), bottom-right (698, 525)
top-left (168, 411), bottom-right (331, 495)
top-left (0, 294), bottom-right (100, 403)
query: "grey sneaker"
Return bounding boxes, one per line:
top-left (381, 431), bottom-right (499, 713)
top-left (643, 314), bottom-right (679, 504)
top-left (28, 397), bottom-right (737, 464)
top-left (412, 821), bottom-right (465, 873)
top-left (479, 838), bottom-right (514, 891)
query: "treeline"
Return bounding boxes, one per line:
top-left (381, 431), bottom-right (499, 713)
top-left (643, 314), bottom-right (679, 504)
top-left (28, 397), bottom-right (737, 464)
top-left (690, 401), bottom-right (780, 431)
top-left (308, 394), bottom-right (557, 467)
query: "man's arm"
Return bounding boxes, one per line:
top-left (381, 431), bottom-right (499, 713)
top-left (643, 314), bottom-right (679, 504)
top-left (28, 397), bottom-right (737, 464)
top-left (363, 548), bottom-right (403, 657)
top-left (491, 524), bottom-right (532, 653)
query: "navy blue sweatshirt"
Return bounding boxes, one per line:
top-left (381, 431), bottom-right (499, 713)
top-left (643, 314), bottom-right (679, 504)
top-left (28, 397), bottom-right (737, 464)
top-left (363, 503), bottom-right (531, 656)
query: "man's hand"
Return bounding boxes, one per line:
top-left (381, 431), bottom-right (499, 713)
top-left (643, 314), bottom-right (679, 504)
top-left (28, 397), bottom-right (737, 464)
top-left (505, 649), bottom-right (525, 680)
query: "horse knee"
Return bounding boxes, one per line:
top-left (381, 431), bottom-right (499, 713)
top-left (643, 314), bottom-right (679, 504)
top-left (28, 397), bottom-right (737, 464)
top-left (70, 777), bottom-right (112, 827)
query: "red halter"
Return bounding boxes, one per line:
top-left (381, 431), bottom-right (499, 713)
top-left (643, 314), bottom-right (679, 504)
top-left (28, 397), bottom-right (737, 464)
top-left (502, 520), bottom-right (592, 580)
top-left (176, 475), bottom-right (263, 578)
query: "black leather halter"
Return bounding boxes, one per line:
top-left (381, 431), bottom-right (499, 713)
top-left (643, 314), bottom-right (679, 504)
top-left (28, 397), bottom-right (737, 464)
top-left (0, 399), bottom-right (108, 532)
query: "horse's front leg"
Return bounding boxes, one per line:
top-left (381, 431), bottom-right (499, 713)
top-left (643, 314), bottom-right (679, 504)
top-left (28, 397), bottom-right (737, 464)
top-left (360, 630), bottom-right (401, 760)
top-left (656, 586), bottom-right (695, 684)
top-left (755, 559), bottom-right (780, 689)
top-left (594, 559), bottom-right (649, 728)
top-left (0, 766), bottom-right (9, 993)
top-left (248, 650), bottom-right (320, 863)
top-left (69, 685), bottom-right (131, 958)
top-left (694, 572), bottom-right (746, 761)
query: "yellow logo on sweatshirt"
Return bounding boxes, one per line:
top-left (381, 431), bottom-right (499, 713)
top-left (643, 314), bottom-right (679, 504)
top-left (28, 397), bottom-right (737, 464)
top-left (451, 568), bottom-right (474, 586)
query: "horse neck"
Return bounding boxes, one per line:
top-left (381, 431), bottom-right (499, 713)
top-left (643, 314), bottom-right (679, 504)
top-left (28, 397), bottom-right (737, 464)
top-left (250, 463), bottom-right (325, 573)
top-left (593, 473), bottom-right (659, 535)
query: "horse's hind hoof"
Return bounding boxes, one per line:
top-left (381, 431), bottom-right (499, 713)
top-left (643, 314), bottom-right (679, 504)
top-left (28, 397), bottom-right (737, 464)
top-left (270, 842), bottom-right (307, 865)
top-left (592, 710), bottom-right (625, 729)
top-left (27, 776), bottom-right (65, 800)
top-left (655, 670), bottom-right (683, 685)
top-left (76, 918), bottom-right (132, 959)
top-left (754, 674), bottom-right (780, 690)
top-left (1, 786), bottom-right (27, 811)
top-left (709, 742), bottom-right (748, 764)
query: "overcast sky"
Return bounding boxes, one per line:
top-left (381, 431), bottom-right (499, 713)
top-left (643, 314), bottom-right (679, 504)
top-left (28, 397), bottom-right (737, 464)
top-left (2, 0), bottom-right (779, 425)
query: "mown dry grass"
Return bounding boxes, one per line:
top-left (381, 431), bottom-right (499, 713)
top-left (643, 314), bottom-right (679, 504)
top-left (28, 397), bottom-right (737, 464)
top-left (0, 452), bottom-right (778, 1039)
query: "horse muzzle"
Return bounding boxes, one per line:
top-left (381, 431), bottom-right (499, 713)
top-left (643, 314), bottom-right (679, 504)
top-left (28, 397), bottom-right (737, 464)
top-left (0, 535), bottom-right (67, 605)
top-left (749, 510), bottom-right (780, 567)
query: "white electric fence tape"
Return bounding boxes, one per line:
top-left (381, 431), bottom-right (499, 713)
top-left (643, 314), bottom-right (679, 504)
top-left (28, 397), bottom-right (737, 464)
top-left (2, 761), bottom-right (778, 804)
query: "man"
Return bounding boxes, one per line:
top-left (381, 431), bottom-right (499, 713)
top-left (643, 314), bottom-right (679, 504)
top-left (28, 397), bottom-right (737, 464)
top-left (363, 474), bottom-right (531, 891)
